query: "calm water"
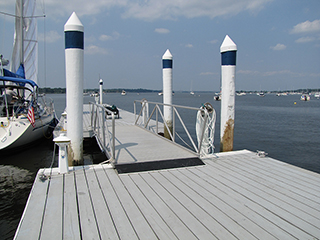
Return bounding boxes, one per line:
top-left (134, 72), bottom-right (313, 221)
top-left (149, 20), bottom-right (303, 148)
top-left (1, 92), bottom-right (319, 239)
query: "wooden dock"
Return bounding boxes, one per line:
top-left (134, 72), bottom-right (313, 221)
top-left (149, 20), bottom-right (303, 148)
top-left (14, 107), bottom-right (320, 239)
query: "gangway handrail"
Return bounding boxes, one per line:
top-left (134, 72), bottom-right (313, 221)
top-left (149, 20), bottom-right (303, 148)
top-left (134, 100), bottom-right (210, 154)
top-left (89, 102), bottom-right (115, 161)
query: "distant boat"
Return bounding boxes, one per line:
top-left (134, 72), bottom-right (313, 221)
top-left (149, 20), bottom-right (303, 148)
top-left (158, 92), bottom-right (163, 96)
top-left (314, 92), bottom-right (320, 99)
top-left (257, 92), bottom-right (265, 97)
top-left (236, 92), bottom-right (246, 96)
top-left (190, 91), bottom-right (195, 95)
top-left (300, 94), bottom-right (310, 101)
top-left (121, 90), bottom-right (126, 96)
top-left (276, 92), bottom-right (288, 96)
top-left (214, 95), bottom-right (221, 101)
top-left (214, 92), bottom-right (221, 101)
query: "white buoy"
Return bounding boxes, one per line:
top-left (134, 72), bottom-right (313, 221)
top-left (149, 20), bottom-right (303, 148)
top-left (53, 133), bottom-right (71, 174)
top-left (99, 78), bottom-right (103, 104)
top-left (64, 12), bottom-right (84, 164)
top-left (162, 49), bottom-right (173, 139)
top-left (220, 35), bottom-right (237, 152)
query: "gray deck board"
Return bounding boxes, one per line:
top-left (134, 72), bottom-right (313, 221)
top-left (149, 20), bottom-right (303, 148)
top-left (128, 172), bottom-right (198, 239)
top-left (15, 150), bottom-right (320, 240)
top-left (106, 166), bottom-right (158, 240)
top-left (203, 154), bottom-right (318, 239)
top-left (63, 172), bottom-right (81, 240)
top-left (97, 166), bottom-right (138, 240)
top-left (84, 166), bottom-right (119, 240)
top-left (14, 170), bottom-right (51, 240)
top-left (222, 154), bottom-right (320, 218)
top-left (119, 174), bottom-right (179, 240)
top-left (40, 174), bottom-right (63, 239)
top-left (75, 167), bottom-right (101, 240)
top-left (160, 169), bottom-right (273, 240)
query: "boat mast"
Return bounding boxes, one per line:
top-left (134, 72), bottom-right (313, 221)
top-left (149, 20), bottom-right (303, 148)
top-left (20, 0), bottom-right (24, 66)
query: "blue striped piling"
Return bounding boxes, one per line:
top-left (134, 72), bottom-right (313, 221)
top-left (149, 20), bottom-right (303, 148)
top-left (220, 35), bottom-right (237, 152)
top-left (162, 49), bottom-right (173, 139)
top-left (64, 12), bottom-right (84, 164)
top-left (99, 78), bottom-right (103, 104)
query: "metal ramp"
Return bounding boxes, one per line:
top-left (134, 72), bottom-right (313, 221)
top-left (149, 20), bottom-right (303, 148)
top-left (83, 104), bottom-right (204, 173)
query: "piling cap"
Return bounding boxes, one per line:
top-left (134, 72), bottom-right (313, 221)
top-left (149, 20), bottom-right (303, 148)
top-left (53, 133), bottom-right (71, 144)
top-left (99, 79), bottom-right (103, 84)
top-left (220, 35), bottom-right (237, 53)
top-left (64, 12), bottom-right (84, 32)
top-left (162, 49), bottom-right (173, 60)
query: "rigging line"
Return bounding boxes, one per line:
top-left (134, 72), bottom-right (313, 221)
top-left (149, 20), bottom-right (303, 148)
top-left (1, 15), bottom-right (6, 56)
top-left (43, 13), bottom-right (46, 87)
top-left (0, 11), bottom-right (45, 18)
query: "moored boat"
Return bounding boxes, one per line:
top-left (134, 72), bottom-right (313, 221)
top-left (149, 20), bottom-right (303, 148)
top-left (300, 94), bottom-right (310, 101)
top-left (0, 0), bottom-right (56, 151)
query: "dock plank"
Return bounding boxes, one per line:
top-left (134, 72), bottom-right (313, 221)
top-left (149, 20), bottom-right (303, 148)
top-left (222, 154), bottom-right (320, 219)
top-left (160, 169), bottom-right (276, 240)
top-left (98, 165), bottom-right (138, 240)
top-left (238, 153), bottom-right (320, 196)
top-left (175, 167), bottom-right (288, 239)
top-left (213, 156), bottom-right (320, 234)
top-left (63, 172), bottom-right (81, 240)
top-left (75, 167), bottom-right (101, 240)
top-left (106, 168), bottom-right (158, 239)
top-left (203, 157), bottom-right (317, 239)
top-left (119, 174), bottom-right (179, 239)
top-left (85, 165), bottom-right (119, 240)
top-left (140, 172), bottom-right (217, 239)
top-left (129, 172), bottom-right (198, 239)
top-left (39, 174), bottom-right (63, 239)
top-left (14, 171), bottom-right (50, 240)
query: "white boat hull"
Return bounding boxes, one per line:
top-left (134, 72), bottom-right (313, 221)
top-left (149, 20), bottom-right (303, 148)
top-left (0, 113), bottom-right (54, 151)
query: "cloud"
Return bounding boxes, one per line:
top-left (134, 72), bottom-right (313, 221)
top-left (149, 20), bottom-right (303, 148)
top-left (122, 0), bottom-right (272, 21)
top-left (154, 28), bottom-right (170, 34)
top-left (237, 70), bottom-right (260, 75)
top-left (291, 19), bottom-right (320, 34)
top-left (200, 72), bottom-right (217, 76)
top-left (85, 45), bottom-right (108, 55)
top-left (185, 43), bottom-right (193, 48)
top-left (99, 32), bottom-right (120, 41)
top-left (270, 43), bottom-right (286, 51)
top-left (6, 0), bottom-right (272, 21)
top-left (38, 30), bottom-right (61, 43)
top-left (238, 69), bottom-right (319, 78)
top-left (209, 40), bottom-right (218, 44)
top-left (295, 36), bottom-right (316, 43)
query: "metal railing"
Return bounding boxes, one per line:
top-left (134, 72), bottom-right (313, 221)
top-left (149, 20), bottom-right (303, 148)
top-left (89, 102), bottom-right (115, 160)
top-left (134, 100), bottom-right (209, 154)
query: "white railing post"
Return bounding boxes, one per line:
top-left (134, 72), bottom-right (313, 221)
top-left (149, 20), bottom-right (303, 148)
top-left (112, 112), bottom-right (115, 162)
top-left (53, 133), bottom-right (71, 174)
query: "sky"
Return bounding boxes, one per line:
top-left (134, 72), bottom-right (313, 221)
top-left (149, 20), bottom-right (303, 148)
top-left (1, 0), bottom-right (320, 91)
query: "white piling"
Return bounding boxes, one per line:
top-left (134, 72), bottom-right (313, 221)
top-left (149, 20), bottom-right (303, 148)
top-left (64, 12), bottom-right (84, 164)
top-left (220, 35), bottom-right (237, 152)
top-left (53, 133), bottom-right (71, 174)
top-left (162, 49), bottom-right (173, 139)
top-left (99, 78), bottom-right (103, 104)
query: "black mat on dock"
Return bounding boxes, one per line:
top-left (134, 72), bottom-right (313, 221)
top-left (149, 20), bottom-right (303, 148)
top-left (115, 157), bottom-right (204, 174)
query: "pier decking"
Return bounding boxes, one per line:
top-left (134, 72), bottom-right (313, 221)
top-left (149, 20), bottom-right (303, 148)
top-left (15, 107), bottom-right (320, 239)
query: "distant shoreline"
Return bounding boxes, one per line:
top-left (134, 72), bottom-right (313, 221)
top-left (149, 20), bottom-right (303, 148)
top-left (39, 87), bottom-right (320, 94)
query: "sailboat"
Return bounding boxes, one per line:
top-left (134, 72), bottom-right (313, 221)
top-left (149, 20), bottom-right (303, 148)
top-left (0, 0), bottom-right (56, 151)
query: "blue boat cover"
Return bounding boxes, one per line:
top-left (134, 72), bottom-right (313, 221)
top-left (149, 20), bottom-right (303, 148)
top-left (1, 64), bottom-right (37, 87)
